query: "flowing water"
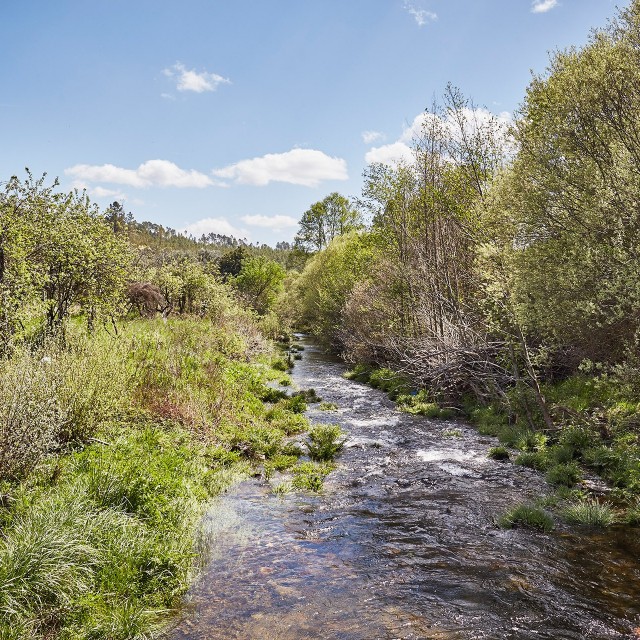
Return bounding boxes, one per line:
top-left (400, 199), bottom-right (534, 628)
top-left (169, 338), bottom-right (640, 640)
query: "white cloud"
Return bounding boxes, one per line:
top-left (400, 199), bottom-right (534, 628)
top-left (241, 214), bottom-right (298, 230)
top-left (65, 160), bottom-right (214, 189)
top-left (531, 0), bottom-right (558, 13)
top-left (365, 141), bottom-right (413, 166)
top-left (213, 148), bottom-right (348, 187)
top-left (365, 108), bottom-right (513, 167)
top-left (163, 62), bottom-right (231, 93)
top-left (404, 2), bottom-right (437, 26)
top-left (89, 186), bottom-right (127, 200)
top-left (362, 130), bottom-right (385, 144)
top-left (182, 217), bottom-right (248, 239)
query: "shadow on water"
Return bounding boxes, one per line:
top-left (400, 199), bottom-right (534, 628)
top-left (169, 337), bottom-right (640, 640)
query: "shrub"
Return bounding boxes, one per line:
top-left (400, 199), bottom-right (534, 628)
top-left (0, 350), bottom-right (63, 480)
top-left (343, 364), bottom-right (371, 383)
top-left (291, 462), bottom-right (335, 492)
top-left (515, 431), bottom-right (547, 452)
top-left (319, 402), bottom-right (338, 411)
top-left (498, 503), bottom-right (554, 532)
top-left (515, 451), bottom-right (550, 471)
top-left (549, 444), bottom-right (575, 464)
top-left (545, 462), bottom-right (582, 487)
top-left (562, 498), bottom-right (617, 527)
top-left (306, 424), bottom-right (346, 462)
top-left (488, 446), bottom-right (510, 461)
top-left (558, 426), bottom-right (596, 459)
top-left (291, 388), bottom-right (322, 403)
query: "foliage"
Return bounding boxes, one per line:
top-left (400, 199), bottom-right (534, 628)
top-left (488, 446), bottom-right (510, 461)
top-left (0, 174), bottom-right (131, 348)
top-left (294, 192), bottom-right (363, 252)
top-left (305, 424), bottom-right (346, 462)
top-left (291, 461), bottom-right (335, 492)
top-left (498, 503), bottom-right (555, 532)
top-left (0, 424), bottom-right (244, 640)
top-left (561, 498), bottom-right (618, 527)
top-left (232, 255), bottom-right (286, 315)
top-left (290, 231), bottom-right (376, 345)
top-left (545, 463), bottom-right (582, 488)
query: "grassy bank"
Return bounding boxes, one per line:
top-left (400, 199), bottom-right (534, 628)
top-left (0, 316), bottom-right (333, 639)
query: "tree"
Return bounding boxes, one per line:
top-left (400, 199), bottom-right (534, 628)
top-left (486, 0), bottom-right (640, 363)
top-left (294, 192), bottom-right (362, 252)
top-left (217, 246), bottom-right (247, 280)
top-left (232, 256), bottom-right (286, 315)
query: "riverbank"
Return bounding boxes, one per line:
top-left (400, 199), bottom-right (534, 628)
top-left (169, 337), bottom-right (640, 639)
top-left (343, 362), bottom-right (640, 526)
top-left (0, 317), bottom-right (310, 640)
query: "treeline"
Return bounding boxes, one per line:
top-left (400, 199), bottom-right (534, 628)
top-left (0, 176), bottom-right (303, 355)
top-left (288, 0), bottom-right (640, 487)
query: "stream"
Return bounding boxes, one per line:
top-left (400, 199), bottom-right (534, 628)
top-left (169, 337), bottom-right (640, 639)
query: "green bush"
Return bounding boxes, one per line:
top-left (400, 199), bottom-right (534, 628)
top-left (343, 364), bottom-right (372, 383)
top-left (515, 451), bottom-right (550, 471)
top-left (545, 462), bottom-right (582, 487)
top-left (306, 424), bottom-right (346, 462)
top-left (291, 462), bottom-right (335, 492)
top-left (488, 446), bottom-right (510, 461)
top-left (0, 424), bottom-right (233, 639)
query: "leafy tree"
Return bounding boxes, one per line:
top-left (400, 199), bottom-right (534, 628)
top-left (232, 256), bottom-right (286, 315)
top-left (217, 246), bottom-right (248, 280)
top-left (42, 192), bottom-right (131, 331)
top-left (104, 201), bottom-right (133, 235)
top-left (484, 0), bottom-right (640, 363)
top-left (294, 192), bottom-right (362, 252)
top-left (292, 231), bottom-right (375, 345)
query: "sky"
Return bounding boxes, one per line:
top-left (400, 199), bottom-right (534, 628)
top-left (1, 0), bottom-right (620, 245)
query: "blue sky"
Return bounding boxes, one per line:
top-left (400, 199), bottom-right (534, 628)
top-left (1, 0), bottom-right (618, 245)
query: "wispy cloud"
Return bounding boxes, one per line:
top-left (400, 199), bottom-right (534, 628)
top-left (163, 62), bottom-right (230, 93)
top-left (66, 160), bottom-right (214, 189)
top-left (241, 214), bottom-right (298, 230)
top-left (531, 0), bottom-right (558, 13)
top-left (213, 148), bottom-right (348, 187)
top-left (362, 130), bottom-right (385, 144)
top-left (403, 2), bottom-right (437, 26)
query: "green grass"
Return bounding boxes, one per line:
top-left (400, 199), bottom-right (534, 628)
top-left (515, 451), bottom-right (550, 471)
top-left (291, 462), bottom-right (336, 492)
top-left (306, 424), bottom-right (346, 462)
top-left (0, 314), bottom-right (308, 639)
top-left (488, 446), bottom-right (510, 461)
top-left (498, 503), bottom-right (555, 532)
top-left (545, 462), bottom-right (582, 487)
top-left (0, 424), bottom-right (246, 640)
top-left (561, 498), bottom-right (617, 527)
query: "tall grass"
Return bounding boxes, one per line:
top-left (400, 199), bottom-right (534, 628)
top-left (0, 311), bottom-right (305, 639)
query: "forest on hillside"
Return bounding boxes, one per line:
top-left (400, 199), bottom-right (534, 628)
top-left (3, 1), bottom-right (640, 638)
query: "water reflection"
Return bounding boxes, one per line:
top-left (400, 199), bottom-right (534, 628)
top-left (170, 339), bottom-right (640, 640)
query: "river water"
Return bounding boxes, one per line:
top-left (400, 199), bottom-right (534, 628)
top-left (169, 338), bottom-right (640, 640)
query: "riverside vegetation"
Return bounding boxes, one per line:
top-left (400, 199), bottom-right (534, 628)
top-left (5, 1), bottom-right (640, 637)
top-left (0, 179), bottom-right (342, 638)
top-left (284, 2), bottom-right (640, 530)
